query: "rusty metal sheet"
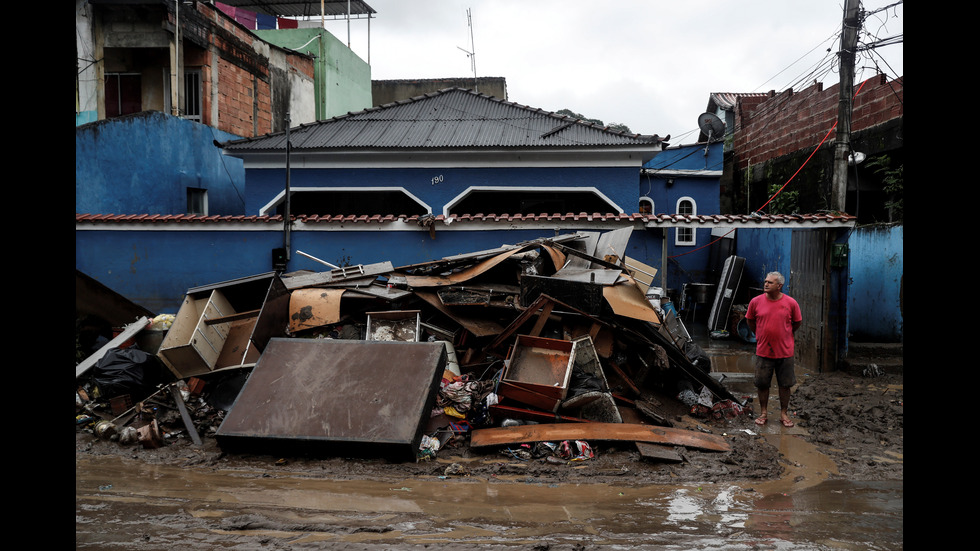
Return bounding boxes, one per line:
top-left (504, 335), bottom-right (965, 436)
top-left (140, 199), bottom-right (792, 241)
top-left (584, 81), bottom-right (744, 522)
top-left (403, 243), bottom-right (565, 288)
top-left (288, 288), bottom-right (345, 332)
top-left (602, 283), bottom-right (662, 325)
top-left (402, 246), bottom-right (532, 288)
top-left (215, 339), bottom-right (447, 460)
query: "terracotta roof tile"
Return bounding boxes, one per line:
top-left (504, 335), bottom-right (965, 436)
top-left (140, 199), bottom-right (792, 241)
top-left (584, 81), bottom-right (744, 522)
top-left (77, 212), bottom-right (857, 226)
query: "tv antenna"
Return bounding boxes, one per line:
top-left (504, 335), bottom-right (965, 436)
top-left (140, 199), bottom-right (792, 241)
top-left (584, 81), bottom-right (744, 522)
top-left (456, 8), bottom-right (478, 92)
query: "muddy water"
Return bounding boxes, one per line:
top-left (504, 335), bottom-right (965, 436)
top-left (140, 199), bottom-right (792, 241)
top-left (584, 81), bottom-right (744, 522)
top-left (76, 449), bottom-right (902, 550)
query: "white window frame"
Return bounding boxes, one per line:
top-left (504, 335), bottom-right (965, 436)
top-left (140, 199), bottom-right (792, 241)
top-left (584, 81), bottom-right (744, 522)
top-left (674, 196), bottom-right (697, 246)
top-left (443, 186), bottom-right (623, 217)
top-left (639, 196), bottom-right (654, 215)
top-left (183, 68), bottom-right (203, 122)
top-left (258, 187), bottom-right (431, 216)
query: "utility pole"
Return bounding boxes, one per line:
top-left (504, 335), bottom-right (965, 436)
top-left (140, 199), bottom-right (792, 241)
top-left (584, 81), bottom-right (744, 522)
top-left (284, 113), bottom-right (292, 265)
top-left (832, 0), bottom-right (861, 212)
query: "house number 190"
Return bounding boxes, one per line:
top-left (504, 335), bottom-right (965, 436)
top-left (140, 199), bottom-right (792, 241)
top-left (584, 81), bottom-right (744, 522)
top-left (431, 174), bottom-right (444, 185)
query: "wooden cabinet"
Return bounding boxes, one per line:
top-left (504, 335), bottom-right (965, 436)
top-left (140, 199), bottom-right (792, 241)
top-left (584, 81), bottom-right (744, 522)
top-left (157, 273), bottom-right (288, 379)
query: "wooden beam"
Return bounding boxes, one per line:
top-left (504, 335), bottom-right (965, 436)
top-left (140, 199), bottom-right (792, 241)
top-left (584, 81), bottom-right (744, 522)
top-left (470, 422), bottom-right (730, 452)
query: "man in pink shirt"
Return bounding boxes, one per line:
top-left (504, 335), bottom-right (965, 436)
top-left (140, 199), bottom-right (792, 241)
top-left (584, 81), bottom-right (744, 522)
top-left (745, 271), bottom-right (802, 427)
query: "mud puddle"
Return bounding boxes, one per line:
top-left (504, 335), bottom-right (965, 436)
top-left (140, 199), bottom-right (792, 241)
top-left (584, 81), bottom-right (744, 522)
top-left (76, 451), bottom-right (902, 550)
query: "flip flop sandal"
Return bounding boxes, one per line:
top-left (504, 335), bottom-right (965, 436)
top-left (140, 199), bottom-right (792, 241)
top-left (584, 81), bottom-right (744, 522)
top-left (754, 416), bottom-right (768, 425)
top-left (781, 419), bottom-right (795, 427)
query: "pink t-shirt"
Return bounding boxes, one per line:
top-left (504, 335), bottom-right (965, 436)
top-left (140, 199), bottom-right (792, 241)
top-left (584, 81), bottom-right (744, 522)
top-left (745, 293), bottom-right (802, 359)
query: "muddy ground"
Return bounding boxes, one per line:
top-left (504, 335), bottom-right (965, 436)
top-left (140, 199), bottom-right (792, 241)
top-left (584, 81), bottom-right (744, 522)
top-left (75, 370), bottom-right (903, 486)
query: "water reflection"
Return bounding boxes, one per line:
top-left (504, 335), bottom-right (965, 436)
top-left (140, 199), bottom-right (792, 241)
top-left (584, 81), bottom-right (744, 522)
top-left (76, 455), bottom-right (902, 549)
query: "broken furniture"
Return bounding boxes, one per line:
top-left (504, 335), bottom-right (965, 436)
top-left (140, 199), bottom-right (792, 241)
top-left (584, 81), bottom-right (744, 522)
top-left (157, 273), bottom-right (289, 379)
top-left (499, 335), bottom-right (575, 412)
top-left (215, 338), bottom-right (447, 460)
top-left (708, 255), bottom-right (745, 332)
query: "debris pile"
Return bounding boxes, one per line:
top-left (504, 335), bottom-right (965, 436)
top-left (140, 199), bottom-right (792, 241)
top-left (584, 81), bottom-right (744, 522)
top-left (76, 230), bottom-right (748, 462)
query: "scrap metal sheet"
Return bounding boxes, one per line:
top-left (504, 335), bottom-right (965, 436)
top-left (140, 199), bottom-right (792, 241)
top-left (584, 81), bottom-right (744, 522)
top-left (603, 282), bottom-right (662, 325)
top-left (403, 244), bottom-right (564, 288)
top-left (415, 291), bottom-right (504, 337)
top-left (288, 288), bottom-right (345, 332)
top-left (216, 339), bottom-right (446, 460)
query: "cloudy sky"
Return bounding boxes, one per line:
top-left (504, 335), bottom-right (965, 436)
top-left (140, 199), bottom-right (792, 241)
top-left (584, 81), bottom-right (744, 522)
top-left (321, 1), bottom-right (903, 144)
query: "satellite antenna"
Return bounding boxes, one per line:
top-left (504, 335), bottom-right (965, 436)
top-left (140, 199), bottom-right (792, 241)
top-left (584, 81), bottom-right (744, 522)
top-left (698, 112), bottom-right (726, 144)
top-left (456, 8), bottom-right (478, 92)
top-left (697, 112), bottom-right (726, 162)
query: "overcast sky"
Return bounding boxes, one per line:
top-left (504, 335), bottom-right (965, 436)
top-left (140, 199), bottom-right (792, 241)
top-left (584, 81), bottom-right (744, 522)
top-left (321, 1), bottom-right (903, 144)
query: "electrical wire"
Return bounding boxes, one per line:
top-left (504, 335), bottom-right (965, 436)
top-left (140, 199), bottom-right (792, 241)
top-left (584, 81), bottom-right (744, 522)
top-left (668, 77), bottom-right (874, 260)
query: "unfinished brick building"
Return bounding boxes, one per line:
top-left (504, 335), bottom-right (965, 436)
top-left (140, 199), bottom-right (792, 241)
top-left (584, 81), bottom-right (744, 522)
top-left (75, 0), bottom-right (316, 136)
top-left (718, 74), bottom-right (903, 222)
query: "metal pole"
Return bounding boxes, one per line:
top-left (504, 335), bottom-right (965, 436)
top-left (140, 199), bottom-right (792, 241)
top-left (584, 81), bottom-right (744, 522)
top-left (284, 113), bottom-right (291, 263)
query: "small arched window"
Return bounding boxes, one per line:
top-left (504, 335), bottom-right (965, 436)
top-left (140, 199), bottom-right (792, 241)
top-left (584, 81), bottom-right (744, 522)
top-left (675, 197), bottom-right (697, 246)
top-left (639, 197), bottom-right (653, 214)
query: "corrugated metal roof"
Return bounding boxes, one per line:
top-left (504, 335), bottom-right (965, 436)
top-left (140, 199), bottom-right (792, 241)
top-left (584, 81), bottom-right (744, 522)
top-left (221, 88), bottom-right (666, 152)
top-left (708, 92), bottom-right (769, 111)
top-left (212, 0), bottom-right (376, 18)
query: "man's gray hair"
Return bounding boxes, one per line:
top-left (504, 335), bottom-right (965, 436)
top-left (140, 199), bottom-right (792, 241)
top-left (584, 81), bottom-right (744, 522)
top-left (767, 271), bottom-right (785, 286)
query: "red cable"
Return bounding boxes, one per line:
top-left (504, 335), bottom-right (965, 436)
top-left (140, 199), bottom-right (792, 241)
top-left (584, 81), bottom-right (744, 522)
top-left (668, 78), bottom-right (870, 259)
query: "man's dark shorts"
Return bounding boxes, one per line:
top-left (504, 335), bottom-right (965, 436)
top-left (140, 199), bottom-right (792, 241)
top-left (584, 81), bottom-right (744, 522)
top-left (754, 356), bottom-right (797, 389)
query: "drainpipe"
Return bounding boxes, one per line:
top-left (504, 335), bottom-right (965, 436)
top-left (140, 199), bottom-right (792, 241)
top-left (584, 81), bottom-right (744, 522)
top-left (284, 113), bottom-right (291, 265)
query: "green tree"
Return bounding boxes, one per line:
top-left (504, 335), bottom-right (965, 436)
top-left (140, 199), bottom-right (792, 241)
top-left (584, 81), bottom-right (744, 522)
top-left (767, 183), bottom-right (799, 214)
top-left (864, 154), bottom-right (903, 222)
top-left (556, 109), bottom-right (632, 134)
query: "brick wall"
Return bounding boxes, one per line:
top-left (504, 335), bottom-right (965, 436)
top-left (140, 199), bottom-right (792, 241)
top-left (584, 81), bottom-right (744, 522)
top-left (192, 2), bottom-right (314, 137)
top-left (733, 74), bottom-right (903, 171)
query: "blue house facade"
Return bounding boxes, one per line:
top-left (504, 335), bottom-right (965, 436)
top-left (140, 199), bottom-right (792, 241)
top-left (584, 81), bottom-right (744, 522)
top-left (224, 89), bottom-right (667, 222)
top-left (76, 112), bottom-right (247, 216)
top-left (638, 142), bottom-right (725, 286)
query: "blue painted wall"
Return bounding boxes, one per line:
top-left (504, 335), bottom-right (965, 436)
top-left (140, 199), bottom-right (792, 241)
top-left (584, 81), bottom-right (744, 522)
top-left (639, 143), bottom-right (724, 293)
top-left (847, 224), bottom-right (903, 342)
top-left (644, 142), bottom-right (723, 173)
top-left (735, 228), bottom-right (794, 293)
top-left (245, 166), bottom-right (644, 216)
top-left (76, 224), bottom-right (670, 314)
top-left (76, 112), bottom-right (247, 215)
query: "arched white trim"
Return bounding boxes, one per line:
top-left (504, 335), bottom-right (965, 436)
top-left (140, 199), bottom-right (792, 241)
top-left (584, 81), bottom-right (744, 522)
top-left (639, 196), bottom-right (654, 215)
top-left (674, 196), bottom-right (697, 246)
top-left (258, 187), bottom-right (432, 216)
top-left (442, 186), bottom-right (624, 217)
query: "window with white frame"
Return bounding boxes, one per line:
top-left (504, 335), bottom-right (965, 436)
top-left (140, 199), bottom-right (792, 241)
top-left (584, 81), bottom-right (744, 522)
top-left (266, 188), bottom-right (429, 216)
top-left (183, 69), bottom-right (202, 122)
top-left (675, 196), bottom-right (696, 246)
top-left (639, 196), bottom-right (653, 214)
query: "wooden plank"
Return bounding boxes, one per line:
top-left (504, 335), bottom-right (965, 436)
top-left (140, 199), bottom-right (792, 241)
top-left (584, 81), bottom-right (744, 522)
top-left (635, 442), bottom-right (684, 462)
top-left (607, 361), bottom-right (641, 396)
top-left (470, 422), bottom-right (730, 452)
top-left (528, 301), bottom-right (554, 336)
top-left (203, 309), bottom-right (260, 325)
top-left (169, 384), bottom-right (202, 446)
